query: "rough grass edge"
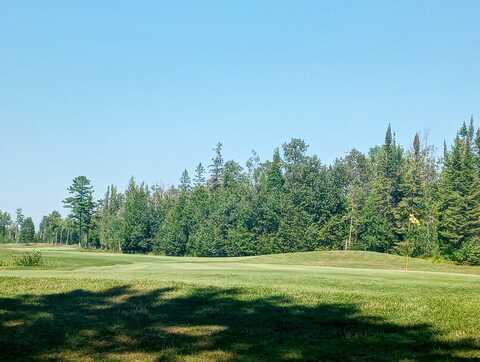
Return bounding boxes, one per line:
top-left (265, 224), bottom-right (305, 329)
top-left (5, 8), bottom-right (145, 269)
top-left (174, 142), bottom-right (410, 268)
top-left (0, 250), bottom-right (44, 267)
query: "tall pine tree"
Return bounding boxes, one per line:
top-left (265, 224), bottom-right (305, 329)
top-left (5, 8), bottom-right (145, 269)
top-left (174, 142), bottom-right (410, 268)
top-left (63, 176), bottom-right (96, 247)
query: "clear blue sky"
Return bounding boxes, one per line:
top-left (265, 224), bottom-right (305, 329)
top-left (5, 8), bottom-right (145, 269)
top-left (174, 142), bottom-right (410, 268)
top-left (1, 1), bottom-right (479, 223)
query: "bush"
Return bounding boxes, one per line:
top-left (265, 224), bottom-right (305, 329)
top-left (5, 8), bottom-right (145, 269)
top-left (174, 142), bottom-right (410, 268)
top-left (0, 250), bottom-right (43, 267)
top-left (453, 241), bottom-right (480, 266)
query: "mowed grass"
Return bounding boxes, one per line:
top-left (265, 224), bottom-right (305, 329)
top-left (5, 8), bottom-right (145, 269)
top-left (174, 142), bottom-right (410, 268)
top-left (0, 245), bottom-right (479, 361)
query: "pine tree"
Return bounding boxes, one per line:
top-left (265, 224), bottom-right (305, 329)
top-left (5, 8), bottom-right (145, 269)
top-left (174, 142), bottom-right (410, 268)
top-left (395, 134), bottom-right (437, 256)
top-left (246, 150), bottom-right (261, 181)
top-left (443, 140), bottom-right (449, 165)
top-left (381, 124), bottom-right (403, 205)
top-left (15, 208), bottom-right (24, 243)
top-left (209, 142), bottom-right (224, 190)
top-left (364, 125), bottom-right (404, 251)
top-left (186, 179), bottom-right (211, 256)
top-left (437, 136), bottom-right (466, 254)
top-left (454, 165), bottom-right (480, 265)
top-left (99, 185), bottom-right (124, 251)
top-left (193, 163), bottom-right (206, 187)
top-left (266, 148), bottom-right (284, 191)
top-left (474, 120), bottom-right (480, 169)
top-left (223, 161), bottom-right (243, 188)
top-left (0, 211), bottom-right (12, 242)
top-left (459, 120), bottom-right (480, 264)
top-left (122, 178), bottom-right (153, 253)
top-left (19, 217), bottom-right (35, 242)
top-left (385, 124), bottom-right (393, 148)
top-left (63, 176), bottom-right (96, 247)
top-left (180, 169), bottom-right (192, 192)
top-left (468, 116), bottom-right (475, 142)
top-left (162, 173), bottom-right (193, 256)
top-left (359, 176), bottom-right (396, 252)
top-left (437, 120), bottom-right (480, 261)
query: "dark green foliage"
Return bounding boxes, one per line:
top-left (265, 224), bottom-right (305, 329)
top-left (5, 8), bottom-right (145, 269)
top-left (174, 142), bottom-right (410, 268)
top-left (38, 211), bottom-right (76, 245)
top-left (344, 139), bottom-right (400, 253)
top-left (475, 128), bottom-right (480, 161)
top-left (453, 240), bottom-right (480, 265)
top-left (0, 211), bottom-right (13, 243)
top-left (437, 120), bottom-right (480, 263)
top-left (395, 134), bottom-right (437, 257)
top-left (121, 178), bottom-right (155, 253)
top-left (193, 163), bottom-right (206, 187)
top-left (37, 120), bottom-right (480, 264)
top-left (15, 208), bottom-right (24, 242)
top-left (63, 176), bottom-right (96, 246)
top-left (162, 192), bottom-right (193, 256)
top-left (180, 169), bottom-right (192, 192)
top-left (99, 186), bottom-right (124, 251)
top-left (19, 217), bottom-right (35, 242)
top-left (208, 142), bottom-right (224, 190)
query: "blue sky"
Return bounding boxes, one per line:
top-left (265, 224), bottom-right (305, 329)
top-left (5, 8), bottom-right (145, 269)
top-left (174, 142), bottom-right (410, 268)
top-left (1, 1), bottom-right (479, 223)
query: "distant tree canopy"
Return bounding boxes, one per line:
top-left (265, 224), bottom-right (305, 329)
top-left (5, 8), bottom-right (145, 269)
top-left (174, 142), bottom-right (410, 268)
top-left (0, 211), bottom-right (14, 243)
top-left (0, 210), bottom-right (36, 244)
top-left (14, 119), bottom-right (478, 265)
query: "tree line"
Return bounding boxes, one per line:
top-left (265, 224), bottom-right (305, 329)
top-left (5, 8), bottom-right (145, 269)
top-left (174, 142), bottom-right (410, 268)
top-left (4, 121), bottom-right (480, 264)
top-left (0, 208), bottom-right (35, 244)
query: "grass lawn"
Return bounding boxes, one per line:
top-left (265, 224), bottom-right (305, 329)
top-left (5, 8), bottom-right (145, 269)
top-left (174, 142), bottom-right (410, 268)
top-left (0, 245), bottom-right (479, 361)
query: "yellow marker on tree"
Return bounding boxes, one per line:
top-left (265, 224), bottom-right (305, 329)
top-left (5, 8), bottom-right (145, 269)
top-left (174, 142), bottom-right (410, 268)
top-left (409, 214), bottom-right (420, 226)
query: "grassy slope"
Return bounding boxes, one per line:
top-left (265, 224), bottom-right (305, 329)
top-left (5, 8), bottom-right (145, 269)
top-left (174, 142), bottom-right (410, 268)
top-left (2, 244), bottom-right (480, 274)
top-left (247, 251), bottom-right (480, 275)
top-left (0, 245), bottom-right (479, 361)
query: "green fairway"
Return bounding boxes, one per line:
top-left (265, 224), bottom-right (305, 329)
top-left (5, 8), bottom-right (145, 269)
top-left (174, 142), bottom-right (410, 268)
top-left (0, 245), bottom-right (479, 361)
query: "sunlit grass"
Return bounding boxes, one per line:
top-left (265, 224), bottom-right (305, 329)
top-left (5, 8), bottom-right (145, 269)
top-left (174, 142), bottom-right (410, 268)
top-left (0, 245), bottom-right (479, 361)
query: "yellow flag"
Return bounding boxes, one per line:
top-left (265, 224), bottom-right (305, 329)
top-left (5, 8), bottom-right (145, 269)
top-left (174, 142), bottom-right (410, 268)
top-left (409, 214), bottom-right (420, 226)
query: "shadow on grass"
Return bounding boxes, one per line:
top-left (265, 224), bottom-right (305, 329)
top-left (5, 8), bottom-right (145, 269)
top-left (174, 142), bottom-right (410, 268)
top-left (0, 285), bottom-right (478, 361)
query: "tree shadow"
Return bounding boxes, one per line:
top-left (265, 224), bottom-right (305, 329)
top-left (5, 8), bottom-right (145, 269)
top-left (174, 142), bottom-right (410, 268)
top-left (0, 284), bottom-right (478, 361)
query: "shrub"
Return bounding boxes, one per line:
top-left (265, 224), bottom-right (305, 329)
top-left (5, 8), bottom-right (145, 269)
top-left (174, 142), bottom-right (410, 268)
top-left (0, 250), bottom-right (43, 267)
top-left (453, 241), bottom-right (480, 266)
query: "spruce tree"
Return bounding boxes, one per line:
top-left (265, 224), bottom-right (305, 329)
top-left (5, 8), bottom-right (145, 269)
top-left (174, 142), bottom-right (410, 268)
top-left (99, 185), bottom-right (124, 251)
top-left (15, 208), bottom-right (24, 243)
top-left (366, 125), bottom-right (404, 251)
top-left (246, 150), bottom-right (261, 181)
top-left (187, 182), bottom-right (211, 255)
top-left (395, 133), bottom-right (437, 256)
top-left (459, 120), bottom-right (480, 264)
top-left (437, 121), bottom-right (480, 261)
top-left (180, 169), bottom-right (192, 192)
top-left (437, 136), bottom-right (466, 254)
top-left (266, 148), bottom-right (284, 191)
top-left (223, 161), bottom-right (243, 188)
top-left (474, 121), bottom-right (480, 169)
top-left (209, 142), bottom-right (224, 190)
top-left (122, 178), bottom-right (153, 253)
top-left (443, 140), bottom-right (449, 165)
top-left (163, 173), bottom-right (193, 256)
top-left (19, 217), bottom-right (35, 242)
top-left (193, 163), bottom-right (206, 187)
